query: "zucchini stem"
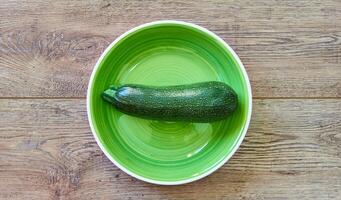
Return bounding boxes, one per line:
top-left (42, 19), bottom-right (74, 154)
top-left (102, 86), bottom-right (117, 104)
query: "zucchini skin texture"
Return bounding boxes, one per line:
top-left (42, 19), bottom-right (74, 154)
top-left (102, 81), bottom-right (238, 122)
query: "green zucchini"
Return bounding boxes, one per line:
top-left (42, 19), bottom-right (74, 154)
top-left (102, 81), bottom-right (238, 122)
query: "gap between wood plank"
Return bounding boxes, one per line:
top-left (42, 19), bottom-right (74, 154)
top-left (0, 97), bottom-right (340, 100)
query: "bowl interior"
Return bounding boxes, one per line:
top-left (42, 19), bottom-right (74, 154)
top-left (88, 22), bottom-right (251, 183)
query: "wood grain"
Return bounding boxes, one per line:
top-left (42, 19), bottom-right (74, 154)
top-left (1, 0), bottom-right (341, 199)
top-left (0, 0), bottom-right (340, 97)
top-left (0, 99), bottom-right (340, 199)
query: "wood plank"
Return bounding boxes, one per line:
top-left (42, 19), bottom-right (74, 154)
top-left (0, 0), bottom-right (340, 97)
top-left (0, 99), bottom-right (340, 199)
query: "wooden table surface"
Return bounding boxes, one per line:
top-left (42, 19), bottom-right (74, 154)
top-left (1, 0), bottom-right (340, 199)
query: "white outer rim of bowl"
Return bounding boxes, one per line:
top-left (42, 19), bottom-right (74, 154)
top-left (87, 20), bottom-right (252, 185)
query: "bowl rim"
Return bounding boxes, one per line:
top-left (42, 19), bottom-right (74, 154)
top-left (87, 20), bottom-right (252, 185)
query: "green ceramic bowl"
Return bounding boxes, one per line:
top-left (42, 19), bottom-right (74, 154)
top-left (87, 21), bottom-right (252, 185)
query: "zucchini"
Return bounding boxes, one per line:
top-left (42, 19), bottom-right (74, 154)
top-left (102, 81), bottom-right (237, 122)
